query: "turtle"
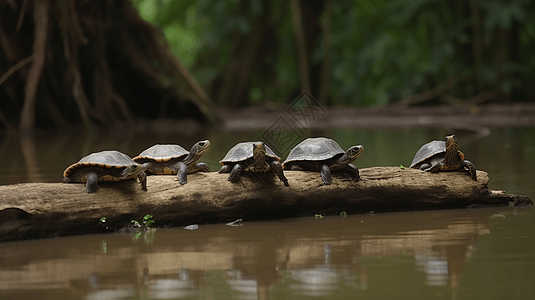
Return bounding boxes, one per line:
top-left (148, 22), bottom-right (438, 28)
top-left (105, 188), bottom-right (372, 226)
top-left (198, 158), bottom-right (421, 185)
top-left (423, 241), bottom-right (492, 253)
top-left (63, 150), bottom-right (147, 193)
top-left (409, 135), bottom-right (477, 180)
top-left (132, 140), bottom-right (211, 185)
top-left (218, 141), bottom-right (289, 186)
top-left (282, 137), bottom-right (364, 185)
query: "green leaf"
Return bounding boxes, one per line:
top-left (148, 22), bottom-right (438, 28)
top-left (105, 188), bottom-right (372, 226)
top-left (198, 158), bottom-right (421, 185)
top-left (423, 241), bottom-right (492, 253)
top-left (340, 211), bottom-right (348, 217)
top-left (400, 165), bottom-right (406, 170)
top-left (314, 214), bottom-right (323, 219)
top-left (143, 214), bottom-right (153, 221)
top-left (131, 220), bottom-right (141, 227)
top-left (99, 217), bottom-right (106, 223)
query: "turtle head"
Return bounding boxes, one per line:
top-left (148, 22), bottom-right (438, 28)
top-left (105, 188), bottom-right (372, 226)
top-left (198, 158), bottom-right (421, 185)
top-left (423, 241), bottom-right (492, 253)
top-left (119, 164), bottom-right (142, 179)
top-left (445, 135), bottom-right (459, 164)
top-left (446, 135), bottom-right (457, 145)
top-left (253, 142), bottom-right (267, 158)
top-left (347, 145), bottom-right (364, 163)
top-left (251, 143), bottom-right (268, 167)
top-left (184, 140), bottom-right (211, 164)
top-left (192, 140), bottom-right (211, 156)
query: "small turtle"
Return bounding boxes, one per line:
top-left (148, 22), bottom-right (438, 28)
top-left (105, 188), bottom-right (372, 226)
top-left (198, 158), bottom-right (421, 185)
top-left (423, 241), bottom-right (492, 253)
top-left (133, 140), bottom-right (211, 185)
top-left (218, 141), bottom-right (289, 186)
top-left (282, 137), bottom-right (364, 185)
top-left (410, 135), bottom-right (476, 180)
top-left (63, 150), bottom-right (147, 193)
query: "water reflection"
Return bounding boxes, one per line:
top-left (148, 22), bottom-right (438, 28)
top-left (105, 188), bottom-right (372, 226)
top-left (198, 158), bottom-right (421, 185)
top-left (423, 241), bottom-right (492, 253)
top-left (286, 245), bottom-right (357, 297)
top-left (0, 207), bottom-right (528, 300)
top-left (143, 269), bottom-right (197, 299)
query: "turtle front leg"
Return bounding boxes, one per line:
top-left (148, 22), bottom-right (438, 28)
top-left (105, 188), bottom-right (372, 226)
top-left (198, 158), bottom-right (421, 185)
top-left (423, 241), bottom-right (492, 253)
top-left (426, 162), bottom-right (443, 173)
top-left (188, 162), bottom-right (211, 174)
top-left (138, 170), bottom-right (147, 191)
top-left (463, 160), bottom-right (477, 180)
top-left (320, 164), bottom-right (332, 185)
top-left (176, 161), bottom-right (188, 185)
top-left (344, 163), bottom-right (361, 182)
top-left (228, 164), bottom-right (243, 183)
top-left (218, 165), bottom-right (232, 173)
top-left (141, 161), bottom-right (159, 175)
top-left (419, 163), bottom-right (432, 171)
top-left (270, 160), bottom-right (289, 186)
top-left (85, 172), bottom-right (99, 193)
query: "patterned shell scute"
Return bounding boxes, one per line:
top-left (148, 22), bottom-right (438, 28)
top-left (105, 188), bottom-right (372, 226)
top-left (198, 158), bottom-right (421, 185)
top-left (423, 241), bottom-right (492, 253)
top-left (220, 141), bottom-right (280, 163)
top-left (285, 137), bottom-right (345, 163)
top-left (410, 140), bottom-right (446, 168)
top-left (134, 144), bottom-right (189, 162)
top-left (63, 150), bottom-right (139, 177)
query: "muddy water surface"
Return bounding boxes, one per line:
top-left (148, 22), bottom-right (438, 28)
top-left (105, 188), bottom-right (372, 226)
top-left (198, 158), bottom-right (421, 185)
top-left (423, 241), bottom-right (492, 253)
top-left (0, 208), bottom-right (533, 300)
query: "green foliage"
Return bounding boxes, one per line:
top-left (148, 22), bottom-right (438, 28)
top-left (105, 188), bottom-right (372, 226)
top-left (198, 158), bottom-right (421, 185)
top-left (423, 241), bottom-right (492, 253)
top-left (131, 214), bottom-right (155, 229)
top-left (133, 0), bottom-right (535, 107)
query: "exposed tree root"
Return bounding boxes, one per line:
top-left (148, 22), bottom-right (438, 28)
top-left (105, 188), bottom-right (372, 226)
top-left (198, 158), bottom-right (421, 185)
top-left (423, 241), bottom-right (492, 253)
top-left (0, 0), bottom-right (218, 132)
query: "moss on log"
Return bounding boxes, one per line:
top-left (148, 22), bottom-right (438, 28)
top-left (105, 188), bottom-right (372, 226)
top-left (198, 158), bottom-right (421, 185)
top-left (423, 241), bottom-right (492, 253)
top-left (0, 167), bottom-right (531, 241)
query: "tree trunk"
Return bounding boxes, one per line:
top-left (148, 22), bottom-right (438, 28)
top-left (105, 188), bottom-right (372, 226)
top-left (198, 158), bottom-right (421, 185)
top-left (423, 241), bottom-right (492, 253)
top-left (0, 167), bottom-right (531, 242)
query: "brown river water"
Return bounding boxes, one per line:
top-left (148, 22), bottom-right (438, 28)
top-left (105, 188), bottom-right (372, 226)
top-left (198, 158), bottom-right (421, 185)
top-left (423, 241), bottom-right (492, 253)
top-left (0, 127), bottom-right (534, 299)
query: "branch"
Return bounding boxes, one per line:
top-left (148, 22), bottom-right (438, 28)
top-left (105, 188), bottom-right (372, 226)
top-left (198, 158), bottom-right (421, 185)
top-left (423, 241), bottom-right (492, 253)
top-left (318, 0), bottom-right (333, 106)
top-left (469, 0), bottom-right (484, 92)
top-left (290, 0), bottom-right (311, 93)
top-left (397, 75), bottom-right (465, 106)
top-left (19, 0), bottom-right (48, 133)
top-left (0, 55), bottom-right (33, 86)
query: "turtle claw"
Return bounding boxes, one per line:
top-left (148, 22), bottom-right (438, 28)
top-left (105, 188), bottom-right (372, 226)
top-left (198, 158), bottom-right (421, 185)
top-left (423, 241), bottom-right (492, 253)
top-left (138, 171), bottom-right (147, 191)
top-left (271, 160), bottom-right (289, 187)
top-left (463, 160), bottom-right (477, 180)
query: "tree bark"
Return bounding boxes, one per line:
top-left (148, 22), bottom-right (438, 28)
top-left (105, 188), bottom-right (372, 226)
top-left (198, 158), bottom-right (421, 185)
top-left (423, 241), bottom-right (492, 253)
top-left (0, 167), bottom-right (531, 241)
top-left (291, 0), bottom-right (311, 93)
top-left (1, 0), bottom-right (219, 130)
top-left (19, 0), bottom-right (48, 133)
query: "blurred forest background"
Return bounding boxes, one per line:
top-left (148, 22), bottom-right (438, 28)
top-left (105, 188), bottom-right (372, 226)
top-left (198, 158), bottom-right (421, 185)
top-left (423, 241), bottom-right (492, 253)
top-left (1, 0), bottom-right (534, 132)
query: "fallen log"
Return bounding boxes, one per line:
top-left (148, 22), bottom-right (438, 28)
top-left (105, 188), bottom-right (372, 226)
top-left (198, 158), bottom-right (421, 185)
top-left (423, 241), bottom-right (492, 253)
top-left (0, 167), bottom-right (531, 241)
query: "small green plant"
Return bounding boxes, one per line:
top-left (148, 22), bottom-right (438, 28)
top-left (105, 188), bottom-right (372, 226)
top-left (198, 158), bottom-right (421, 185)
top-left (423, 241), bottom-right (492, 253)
top-left (314, 214), bottom-right (323, 219)
top-left (131, 214), bottom-right (155, 229)
top-left (98, 217), bottom-right (109, 230)
top-left (340, 211), bottom-right (347, 217)
top-left (400, 165), bottom-right (406, 170)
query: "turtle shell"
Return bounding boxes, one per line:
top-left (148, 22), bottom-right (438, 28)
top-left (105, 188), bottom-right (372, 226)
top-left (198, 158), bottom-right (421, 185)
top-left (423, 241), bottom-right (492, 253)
top-left (282, 137), bottom-right (345, 167)
top-left (409, 140), bottom-right (446, 168)
top-left (63, 150), bottom-right (141, 181)
top-left (219, 141), bottom-right (280, 164)
top-left (133, 144), bottom-right (189, 163)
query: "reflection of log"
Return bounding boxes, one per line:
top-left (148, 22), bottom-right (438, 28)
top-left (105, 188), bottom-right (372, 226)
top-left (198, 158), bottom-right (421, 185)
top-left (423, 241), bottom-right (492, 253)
top-left (0, 167), bottom-right (531, 241)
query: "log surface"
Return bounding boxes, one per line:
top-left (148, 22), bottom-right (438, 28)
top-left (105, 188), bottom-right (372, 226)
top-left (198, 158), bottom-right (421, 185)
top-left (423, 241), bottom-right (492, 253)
top-left (0, 167), bottom-right (531, 241)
